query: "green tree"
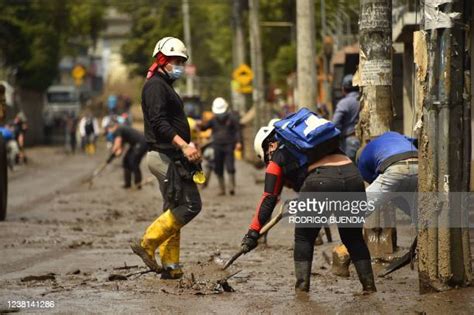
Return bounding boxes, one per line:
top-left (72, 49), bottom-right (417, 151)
top-left (119, 0), bottom-right (233, 103)
top-left (268, 43), bottom-right (296, 86)
top-left (119, 0), bottom-right (183, 77)
top-left (0, 0), bottom-right (107, 91)
top-left (264, 0), bottom-right (359, 91)
top-left (118, 0), bottom-right (360, 101)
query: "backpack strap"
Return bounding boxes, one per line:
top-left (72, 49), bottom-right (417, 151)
top-left (277, 145), bottom-right (306, 174)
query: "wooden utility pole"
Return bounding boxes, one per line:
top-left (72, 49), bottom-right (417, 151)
top-left (182, 0), bottom-right (194, 96)
top-left (296, 0), bottom-right (316, 109)
top-left (357, 0), bottom-right (394, 257)
top-left (357, 0), bottom-right (392, 141)
top-left (249, 0), bottom-right (265, 129)
top-left (231, 0), bottom-right (246, 115)
top-left (416, 0), bottom-right (472, 293)
top-left (320, 0), bottom-right (330, 105)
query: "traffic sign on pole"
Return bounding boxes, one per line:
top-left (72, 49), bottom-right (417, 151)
top-left (232, 64), bottom-right (253, 86)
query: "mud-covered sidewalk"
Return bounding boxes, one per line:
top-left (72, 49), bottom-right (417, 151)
top-left (0, 146), bottom-right (473, 314)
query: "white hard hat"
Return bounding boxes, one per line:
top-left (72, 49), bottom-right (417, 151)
top-left (152, 37), bottom-right (188, 60)
top-left (254, 125), bottom-right (275, 162)
top-left (212, 97), bottom-right (229, 115)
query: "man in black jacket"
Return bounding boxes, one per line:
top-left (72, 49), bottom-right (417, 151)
top-left (131, 37), bottom-right (202, 280)
top-left (200, 97), bottom-right (242, 195)
top-left (106, 121), bottom-right (147, 189)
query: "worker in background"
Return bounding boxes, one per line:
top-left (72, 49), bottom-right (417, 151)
top-left (131, 36), bottom-right (202, 280)
top-left (106, 120), bottom-right (148, 189)
top-left (107, 94), bottom-right (118, 115)
top-left (332, 74), bottom-right (360, 161)
top-left (239, 114), bottom-right (376, 294)
top-left (200, 97), bottom-right (242, 195)
top-left (64, 111), bottom-right (78, 154)
top-left (79, 110), bottom-right (100, 154)
top-left (12, 112), bottom-right (28, 164)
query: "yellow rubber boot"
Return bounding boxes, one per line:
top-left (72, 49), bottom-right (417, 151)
top-left (131, 210), bottom-right (182, 272)
top-left (159, 231), bottom-right (184, 279)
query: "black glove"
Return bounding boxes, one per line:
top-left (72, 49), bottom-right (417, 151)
top-left (241, 229), bottom-right (260, 253)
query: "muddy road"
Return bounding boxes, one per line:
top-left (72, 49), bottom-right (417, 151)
top-left (0, 146), bottom-right (473, 314)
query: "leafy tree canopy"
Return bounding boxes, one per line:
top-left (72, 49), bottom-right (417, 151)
top-left (118, 0), bottom-right (360, 98)
top-left (0, 0), bottom-right (107, 91)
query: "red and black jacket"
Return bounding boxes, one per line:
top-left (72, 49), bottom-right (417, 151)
top-left (249, 146), bottom-right (306, 232)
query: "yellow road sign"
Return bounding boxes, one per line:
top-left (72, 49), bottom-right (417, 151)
top-left (238, 85), bottom-right (252, 94)
top-left (232, 64), bottom-right (253, 86)
top-left (72, 65), bottom-right (86, 80)
top-left (232, 80), bottom-right (252, 94)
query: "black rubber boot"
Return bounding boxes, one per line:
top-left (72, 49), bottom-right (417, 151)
top-left (294, 261), bottom-right (312, 292)
top-left (228, 173), bottom-right (236, 195)
top-left (217, 176), bottom-right (226, 196)
top-left (134, 168), bottom-right (142, 187)
top-left (123, 169), bottom-right (132, 188)
top-left (353, 259), bottom-right (377, 293)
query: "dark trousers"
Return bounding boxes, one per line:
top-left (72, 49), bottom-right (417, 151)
top-left (147, 151), bottom-right (202, 225)
top-left (294, 163), bottom-right (371, 263)
top-left (213, 143), bottom-right (235, 176)
top-left (123, 143), bottom-right (147, 186)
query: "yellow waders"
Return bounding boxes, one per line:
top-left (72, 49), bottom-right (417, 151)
top-left (134, 210), bottom-right (184, 278)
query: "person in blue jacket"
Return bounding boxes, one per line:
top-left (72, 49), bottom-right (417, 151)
top-left (358, 131), bottom-right (418, 219)
top-left (332, 74), bottom-right (360, 161)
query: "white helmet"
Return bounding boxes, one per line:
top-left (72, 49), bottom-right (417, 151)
top-left (212, 97), bottom-right (229, 115)
top-left (254, 125), bottom-right (275, 162)
top-left (152, 37), bottom-right (188, 60)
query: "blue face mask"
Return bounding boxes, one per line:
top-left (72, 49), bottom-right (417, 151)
top-left (168, 65), bottom-right (184, 80)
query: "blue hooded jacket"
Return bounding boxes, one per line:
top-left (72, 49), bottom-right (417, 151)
top-left (358, 131), bottom-right (418, 183)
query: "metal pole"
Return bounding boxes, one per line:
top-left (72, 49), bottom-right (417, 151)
top-left (417, 0), bottom-right (471, 293)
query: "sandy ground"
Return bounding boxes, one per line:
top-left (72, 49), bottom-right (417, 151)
top-left (0, 146), bottom-right (473, 314)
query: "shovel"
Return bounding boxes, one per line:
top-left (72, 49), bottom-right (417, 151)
top-left (83, 153), bottom-right (115, 188)
top-left (223, 200), bottom-right (288, 270)
top-left (379, 237), bottom-right (417, 277)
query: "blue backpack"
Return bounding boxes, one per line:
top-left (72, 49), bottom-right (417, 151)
top-left (274, 108), bottom-right (341, 169)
